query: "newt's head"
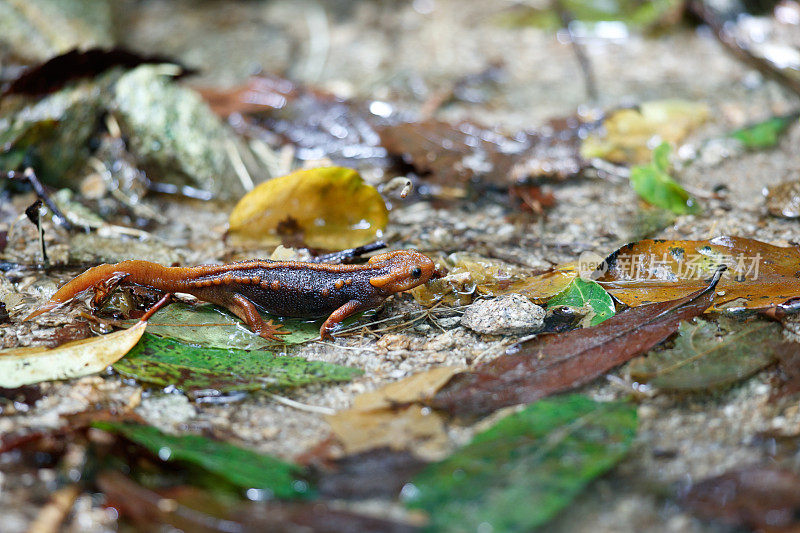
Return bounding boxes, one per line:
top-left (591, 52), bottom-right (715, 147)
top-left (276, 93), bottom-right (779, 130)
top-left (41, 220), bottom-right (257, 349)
top-left (367, 250), bottom-right (442, 293)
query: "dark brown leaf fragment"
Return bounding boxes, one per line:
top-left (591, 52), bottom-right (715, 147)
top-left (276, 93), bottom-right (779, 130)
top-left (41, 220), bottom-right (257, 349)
top-left (99, 471), bottom-right (418, 533)
top-left (430, 270), bottom-right (721, 416)
top-left (684, 467), bottom-right (800, 532)
top-left (315, 448), bottom-right (428, 501)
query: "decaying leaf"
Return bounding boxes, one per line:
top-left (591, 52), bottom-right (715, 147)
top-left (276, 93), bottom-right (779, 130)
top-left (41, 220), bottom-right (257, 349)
top-left (114, 333), bottom-right (361, 397)
top-left (581, 99), bottom-right (709, 165)
top-left (766, 180), bottom-right (800, 218)
top-left (228, 166), bottom-right (388, 250)
top-left (0, 320), bottom-right (146, 388)
top-left (484, 261), bottom-right (580, 304)
top-left (406, 395), bottom-right (637, 532)
top-left (684, 467), bottom-right (800, 532)
top-left (431, 273), bottom-right (719, 416)
top-left (629, 142), bottom-right (700, 214)
top-left (547, 277), bottom-right (615, 326)
top-left (352, 366), bottom-right (462, 411)
top-left (327, 406), bottom-right (448, 460)
top-left (136, 302), bottom-right (318, 350)
top-left (596, 236), bottom-right (800, 311)
top-left (326, 368), bottom-right (460, 459)
top-left (94, 421), bottom-right (313, 499)
top-left (629, 318), bottom-right (792, 391)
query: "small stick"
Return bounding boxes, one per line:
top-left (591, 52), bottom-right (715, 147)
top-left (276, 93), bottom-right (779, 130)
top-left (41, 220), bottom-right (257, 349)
top-left (9, 168), bottom-right (74, 230)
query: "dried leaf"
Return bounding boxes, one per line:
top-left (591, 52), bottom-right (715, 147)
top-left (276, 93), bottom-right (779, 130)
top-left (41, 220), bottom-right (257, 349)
top-left (0, 320), bottom-right (146, 388)
top-left (114, 333), bottom-right (361, 397)
top-left (581, 99), bottom-right (709, 165)
top-left (547, 277), bottom-right (615, 326)
top-left (94, 422), bottom-right (312, 499)
top-left (684, 467), bottom-right (800, 532)
top-left (431, 273), bottom-right (719, 416)
top-left (353, 366), bottom-right (463, 411)
top-left (629, 318), bottom-right (791, 390)
top-left (596, 236), bottom-right (800, 311)
top-left (228, 167), bottom-right (388, 250)
top-left (484, 261), bottom-right (580, 304)
top-left (629, 142), bottom-right (700, 214)
top-left (406, 395), bottom-right (637, 532)
top-left (327, 405), bottom-right (448, 460)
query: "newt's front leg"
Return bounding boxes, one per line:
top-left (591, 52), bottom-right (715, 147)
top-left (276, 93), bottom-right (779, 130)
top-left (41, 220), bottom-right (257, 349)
top-left (320, 300), bottom-right (367, 340)
top-left (229, 293), bottom-right (289, 341)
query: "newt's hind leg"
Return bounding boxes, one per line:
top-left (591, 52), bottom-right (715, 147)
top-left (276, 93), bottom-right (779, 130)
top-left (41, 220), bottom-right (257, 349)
top-left (229, 293), bottom-right (289, 341)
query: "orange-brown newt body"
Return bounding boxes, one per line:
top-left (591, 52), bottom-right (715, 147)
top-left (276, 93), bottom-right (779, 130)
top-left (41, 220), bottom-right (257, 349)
top-left (26, 250), bottom-right (440, 340)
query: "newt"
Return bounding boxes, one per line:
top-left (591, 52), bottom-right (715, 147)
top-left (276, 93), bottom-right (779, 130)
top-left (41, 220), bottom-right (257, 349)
top-left (25, 250), bottom-right (441, 340)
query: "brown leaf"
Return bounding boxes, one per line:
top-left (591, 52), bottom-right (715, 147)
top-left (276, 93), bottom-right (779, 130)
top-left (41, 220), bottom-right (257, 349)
top-left (596, 236), bottom-right (800, 311)
top-left (684, 467), bottom-right (800, 532)
top-left (378, 119), bottom-right (585, 190)
top-left (316, 448), bottom-right (427, 500)
top-left (772, 348), bottom-right (800, 400)
top-left (98, 471), bottom-right (418, 533)
top-left (352, 366), bottom-right (462, 411)
top-left (766, 180), bottom-right (800, 219)
top-left (429, 270), bottom-right (721, 416)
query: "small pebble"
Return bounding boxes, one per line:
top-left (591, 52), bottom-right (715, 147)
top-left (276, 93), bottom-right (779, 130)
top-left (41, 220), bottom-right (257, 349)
top-left (461, 294), bottom-right (545, 335)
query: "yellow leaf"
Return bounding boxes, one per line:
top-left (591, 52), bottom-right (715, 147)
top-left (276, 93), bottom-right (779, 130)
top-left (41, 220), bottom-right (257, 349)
top-left (0, 321), bottom-right (147, 388)
top-left (228, 167), bottom-right (389, 250)
top-left (581, 99), bottom-right (709, 165)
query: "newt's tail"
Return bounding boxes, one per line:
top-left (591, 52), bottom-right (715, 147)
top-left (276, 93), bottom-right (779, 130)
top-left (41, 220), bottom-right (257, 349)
top-left (24, 260), bottom-right (188, 321)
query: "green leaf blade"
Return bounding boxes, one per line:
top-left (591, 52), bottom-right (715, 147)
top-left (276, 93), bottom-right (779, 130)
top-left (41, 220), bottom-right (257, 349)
top-left (548, 277), bottom-right (616, 325)
top-left (406, 395), bottom-right (637, 531)
top-left (114, 333), bottom-right (362, 395)
top-left (93, 421), bottom-right (312, 499)
top-left (629, 142), bottom-right (700, 215)
top-left (730, 115), bottom-right (796, 150)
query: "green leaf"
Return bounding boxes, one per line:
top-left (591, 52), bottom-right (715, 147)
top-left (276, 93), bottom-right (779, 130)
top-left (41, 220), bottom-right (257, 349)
top-left (730, 115), bottom-right (796, 150)
top-left (628, 318), bottom-right (784, 391)
top-left (629, 142), bottom-right (700, 215)
top-left (406, 394), bottom-right (637, 532)
top-left (93, 421), bottom-right (312, 499)
top-left (114, 333), bottom-right (361, 395)
top-left (139, 303), bottom-right (320, 350)
top-left (548, 277), bottom-right (615, 326)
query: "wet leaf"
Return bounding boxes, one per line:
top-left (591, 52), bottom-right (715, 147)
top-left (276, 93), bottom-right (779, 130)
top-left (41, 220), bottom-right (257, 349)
top-left (406, 395), bottom-right (637, 532)
top-left (629, 142), bottom-right (700, 214)
top-left (138, 302), bottom-right (318, 350)
top-left (431, 274), bottom-right (718, 416)
top-left (766, 180), bottom-right (800, 218)
top-left (548, 277), bottom-right (615, 326)
top-left (684, 467), bottom-right (800, 532)
top-left (114, 333), bottom-right (361, 396)
top-left (228, 167), bottom-right (388, 250)
top-left (0, 321), bottom-right (146, 388)
top-left (581, 100), bottom-right (709, 165)
top-left (94, 422), bottom-right (312, 499)
top-left (730, 114), bottom-right (797, 149)
top-left (629, 318), bottom-right (791, 390)
top-left (98, 472), bottom-right (416, 533)
top-left (485, 261), bottom-right (581, 304)
top-left (379, 119), bottom-right (585, 191)
top-left (595, 236), bottom-right (800, 311)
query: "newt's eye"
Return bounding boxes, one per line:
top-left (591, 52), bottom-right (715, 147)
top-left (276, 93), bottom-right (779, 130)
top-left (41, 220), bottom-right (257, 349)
top-left (411, 267), bottom-right (422, 279)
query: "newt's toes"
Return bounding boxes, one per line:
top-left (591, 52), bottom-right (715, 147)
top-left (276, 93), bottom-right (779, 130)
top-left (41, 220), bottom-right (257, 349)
top-left (257, 320), bottom-right (290, 341)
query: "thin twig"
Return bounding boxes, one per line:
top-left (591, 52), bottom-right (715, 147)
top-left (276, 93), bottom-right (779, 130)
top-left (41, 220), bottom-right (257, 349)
top-left (265, 392), bottom-right (336, 415)
top-left (9, 168), bottom-right (73, 230)
top-left (554, 0), bottom-right (598, 103)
